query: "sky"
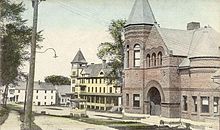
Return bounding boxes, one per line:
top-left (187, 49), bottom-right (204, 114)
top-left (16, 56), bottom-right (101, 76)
top-left (17, 0), bottom-right (220, 81)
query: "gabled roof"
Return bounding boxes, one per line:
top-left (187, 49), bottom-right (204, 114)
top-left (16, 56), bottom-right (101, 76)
top-left (71, 49), bottom-right (87, 64)
top-left (81, 63), bottom-right (112, 77)
top-left (83, 64), bottom-right (102, 77)
top-left (15, 81), bottom-right (56, 90)
top-left (157, 27), bottom-right (193, 56)
top-left (126, 0), bottom-right (156, 26)
top-left (55, 85), bottom-right (71, 95)
top-left (156, 26), bottom-right (220, 58)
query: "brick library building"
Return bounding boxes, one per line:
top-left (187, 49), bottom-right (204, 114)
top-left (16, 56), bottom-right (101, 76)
top-left (123, 0), bottom-right (220, 122)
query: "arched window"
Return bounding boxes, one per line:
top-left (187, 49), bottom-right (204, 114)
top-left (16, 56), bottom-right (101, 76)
top-left (126, 45), bottom-right (129, 68)
top-left (158, 52), bottom-right (162, 66)
top-left (134, 44), bottom-right (140, 67)
top-left (146, 54), bottom-right (150, 67)
top-left (152, 53), bottom-right (156, 66)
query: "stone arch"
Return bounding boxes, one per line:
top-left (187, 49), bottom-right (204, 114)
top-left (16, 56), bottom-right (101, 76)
top-left (144, 80), bottom-right (165, 115)
top-left (148, 87), bottom-right (161, 115)
top-left (133, 43), bottom-right (140, 49)
top-left (131, 39), bottom-right (144, 50)
top-left (144, 80), bottom-right (165, 102)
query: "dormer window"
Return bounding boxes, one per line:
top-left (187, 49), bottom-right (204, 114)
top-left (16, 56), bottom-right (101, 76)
top-left (100, 72), bottom-right (104, 75)
top-left (134, 44), bottom-right (140, 67)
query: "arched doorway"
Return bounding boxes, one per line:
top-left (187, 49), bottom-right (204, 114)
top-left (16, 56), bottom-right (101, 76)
top-left (147, 87), bottom-right (161, 116)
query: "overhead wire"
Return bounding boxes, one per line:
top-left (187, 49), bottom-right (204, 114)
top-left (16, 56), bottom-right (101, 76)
top-left (40, 1), bottom-right (211, 57)
top-left (54, 0), bottom-right (109, 26)
top-left (66, 0), bottom-right (109, 23)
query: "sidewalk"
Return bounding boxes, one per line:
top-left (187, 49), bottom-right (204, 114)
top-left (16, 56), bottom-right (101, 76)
top-left (0, 111), bottom-right (21, 130)
top-left (121, 112), bottom-right (219, 130)
top-left (34, 115), bottom-right (116, 130)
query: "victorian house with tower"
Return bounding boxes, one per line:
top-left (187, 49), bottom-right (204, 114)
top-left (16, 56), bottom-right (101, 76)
top-left (123, 0), bottom-right (220, 122)
top-left (70, 49), bottom-right (122, 111)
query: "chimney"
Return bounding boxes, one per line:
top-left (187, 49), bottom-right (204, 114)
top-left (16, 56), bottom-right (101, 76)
top-left (187, 22), bottom-right (200, 30)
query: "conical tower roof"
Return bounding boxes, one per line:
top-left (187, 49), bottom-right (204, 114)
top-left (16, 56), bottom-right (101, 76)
top-left (126, 0), bottom-right (156, 26)
top-left (71, 49), bottom-right (87, 64)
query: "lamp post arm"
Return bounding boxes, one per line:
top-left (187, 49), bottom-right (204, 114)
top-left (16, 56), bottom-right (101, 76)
top-left (36, 48), bottom-right (58, 58)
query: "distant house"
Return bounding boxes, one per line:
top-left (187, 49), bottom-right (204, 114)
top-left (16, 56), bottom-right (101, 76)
top-left (55, 85), bottom-right (72, 106)
top-left (14, 81), bottom-right (57, 106)
top-left (0, 85), bottom-right (16, 103)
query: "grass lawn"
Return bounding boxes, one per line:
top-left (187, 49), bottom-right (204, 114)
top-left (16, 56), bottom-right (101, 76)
top-left (0, 106), bottom-right (10, 125)
top-left (46, 107), bottom-right (63, 110)
top-left (71, 116), bottom-right (190, 130)
top-left (77, 117), bottom-right (148, 127)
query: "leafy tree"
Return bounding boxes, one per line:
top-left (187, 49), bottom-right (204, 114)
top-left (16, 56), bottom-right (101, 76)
top-left (0, 0), bottom-right (43, 106)
top-left (97, 19), bottom-right (126, 85)
top-left (44, 75), bottom-right (71, 85)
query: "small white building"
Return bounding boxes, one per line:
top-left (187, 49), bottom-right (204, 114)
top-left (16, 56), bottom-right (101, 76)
top-left (0, 85), bottom-right (16, 103)
top-left (14, 81), bottom-right (57, 106)
top-left (55, 85), bottom-right (72, 106)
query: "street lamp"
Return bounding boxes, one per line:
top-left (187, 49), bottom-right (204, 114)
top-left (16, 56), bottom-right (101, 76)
top-left (23, 0), bottom-right (46, 129)
top-left (23, 47), bottom-right (57, 112)
top-left (36, 48), bottom-right (58, 58)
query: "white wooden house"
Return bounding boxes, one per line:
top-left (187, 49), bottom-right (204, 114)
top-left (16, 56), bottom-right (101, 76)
top-left (14, 81), bottom-right (57, 106)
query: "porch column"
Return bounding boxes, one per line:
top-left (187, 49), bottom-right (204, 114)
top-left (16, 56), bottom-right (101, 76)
top-left (197, 95), bottom-right (201, 116)
top-left (94, 96), bottom-right (96, 109)
top-left (210, 96), bottom-right (214, 116)
top-left (104, 97), bottom-right (107, 111)
top-left (99, 96), bottom-right (101, 110)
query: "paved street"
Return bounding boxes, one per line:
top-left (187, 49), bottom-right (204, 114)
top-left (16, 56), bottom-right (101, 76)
top-left (0, 104), bottom-right (218, 130)
top-left (34, 115), bottom-right (116, 130)
top-left (0, 111), bottom-right (21, 130)
top-left (32, 105), bottom-right (123, 120)
top-left (0, 106), bottom-right (117, 130)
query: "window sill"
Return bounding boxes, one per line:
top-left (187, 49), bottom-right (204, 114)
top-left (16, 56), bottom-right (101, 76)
top-left (124, 106), bottom-right (130, 109)
top-left (214, 113), bottom-right (219, 117)
top-left (133, 107), bottom-right (141, 109)
top-left (200, 113), bottom-right (210, 116)
top-left (182, 111), bottom-right (188, 114)
top-left (191, 112), bottom-right (198, 115)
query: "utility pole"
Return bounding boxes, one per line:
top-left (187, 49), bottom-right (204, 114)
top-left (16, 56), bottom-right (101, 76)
top-left (23, 0), bottom-right (38, 129)
top-left (0, 1), bottom-right (3, 105)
